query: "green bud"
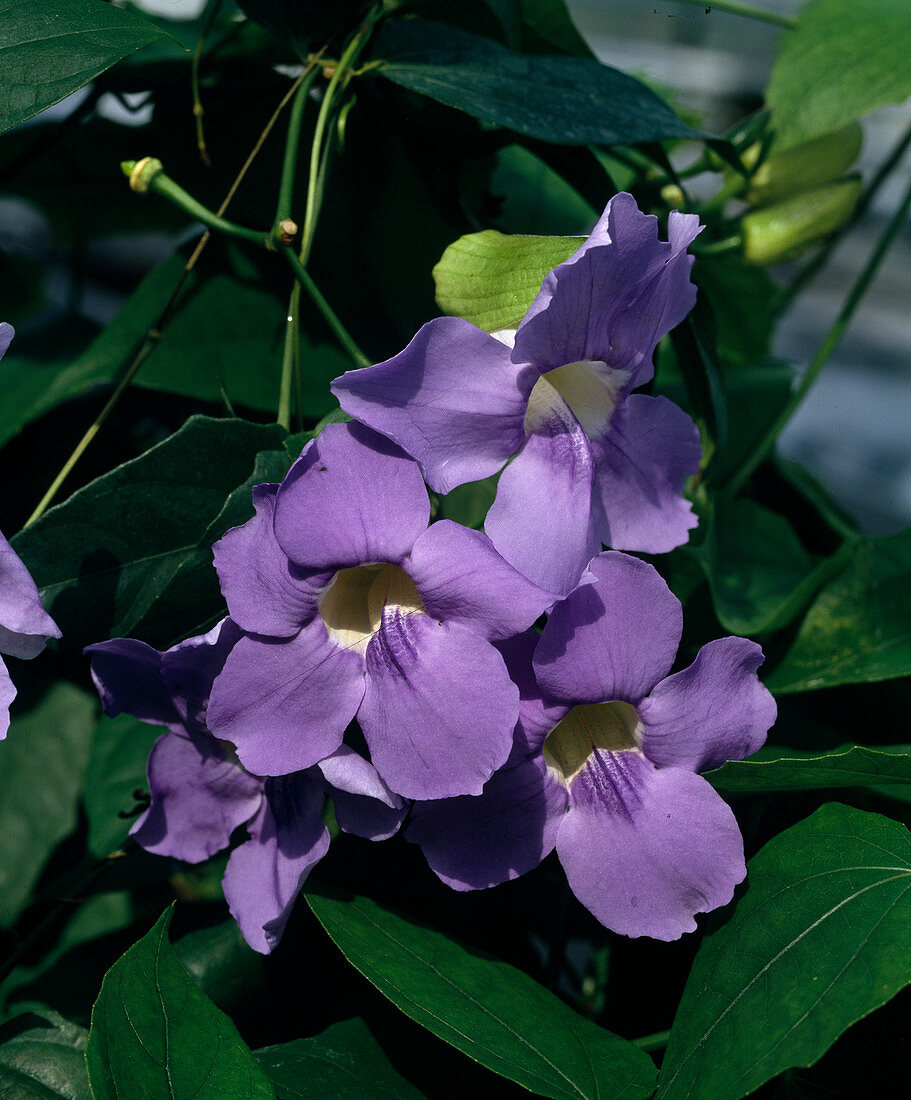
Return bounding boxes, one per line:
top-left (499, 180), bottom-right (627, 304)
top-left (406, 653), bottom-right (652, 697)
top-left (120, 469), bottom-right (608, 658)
top-left (747, 123), bottom-right (863, 204)
top-left (742, 177), bottom-right (862, 265)
top-left (123, 156), bottom-right (164, 193)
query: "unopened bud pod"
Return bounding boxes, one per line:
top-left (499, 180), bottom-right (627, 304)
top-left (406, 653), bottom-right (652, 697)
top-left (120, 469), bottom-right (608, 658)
top-left (747, 122), bottom-right (863, 205)
top-left (742, 177), bottom-right (862, 265)
top-left (122, 157), bottom-right (164, 193)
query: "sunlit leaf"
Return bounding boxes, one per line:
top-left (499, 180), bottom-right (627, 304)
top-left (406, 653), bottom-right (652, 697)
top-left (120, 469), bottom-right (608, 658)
top-left (707, 743), bottom-right (911, 793)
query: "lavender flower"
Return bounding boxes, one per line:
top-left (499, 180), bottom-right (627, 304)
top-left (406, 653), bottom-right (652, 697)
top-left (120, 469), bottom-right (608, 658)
top-left (206, 420), bottom-right (557, 802)
top-left (408, 552), bottom-right (777, 940)
top-left (87, 620), bottom-right (404, 953)
top-left (332, 194), bottom-right (703, 595)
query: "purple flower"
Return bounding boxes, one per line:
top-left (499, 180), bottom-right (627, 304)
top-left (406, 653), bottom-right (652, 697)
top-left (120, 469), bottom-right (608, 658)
top-left (206, 420), bottom-right (557, 801)
top-left (332, 194), bottom-right (703, 595)
top-left (87, 620), bottom-right (405, 953)
top-left (0, 527), bottom-right (62, 738)
top-left (408, 552), bottom-right (777, 941)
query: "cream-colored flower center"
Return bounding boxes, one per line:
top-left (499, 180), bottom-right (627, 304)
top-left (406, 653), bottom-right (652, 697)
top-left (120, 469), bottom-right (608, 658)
top-left (543, 701), bottom-right (642, 785)
top-left (524, 361), bottom-right (631, 438)
top-left (319, 563), bottom-right (425, 652)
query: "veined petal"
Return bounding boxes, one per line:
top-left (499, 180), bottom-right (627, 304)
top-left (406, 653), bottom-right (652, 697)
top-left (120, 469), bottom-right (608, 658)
top-left (406, 520), bottom-right (557, 641)
top-left (223, 773), bottom-right (330, 954)
top-left (638, 637), bottom-right (777, 773)
top-left (485, 381), bottom-right (598, 597)
top-left (556, 751), bottom-right (745, 940)
top-left (131, 729), bottom-right (263, 864)
top-left (207, 617), bottom-right (365, 776)
top-left (213, 485), bottom-right (323, 637)
top-left (590, 394), bottom-right (701, 554)
top-left (274, 421), bottom-right (430, 570)
top-left (408, 755), bottom-right (566, 891)
top-left (332, 317), bottom-right (532, 495)
top-left (515, 194), bottom-right (701, 387)
top-left (359, 610), bottom-right (518, 800)
top-left (0, 530), bottom-right (61, 659)
top-left (534, 551), bottom-right (682, 705)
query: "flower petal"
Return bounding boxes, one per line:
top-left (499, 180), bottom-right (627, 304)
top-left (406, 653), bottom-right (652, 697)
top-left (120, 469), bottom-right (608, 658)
top-left (0, 657), bottom-right (16, 739)
top-left (0, 322), bottom-right (13, 360)
top-left (485, 382), bottom-right (598, 597)
top-left (556, 751), bottom-right (745, 939)
top-left (0, 530), bottom-right (61, 659)
top-left (223, 773), bottom-right (330, 954)
top-left (332, 317), bottom-right (532, 494)
top-left (495, 630), bottom-right (568, 763)
top-left (590, 394), bottom-right (700, 554)
top-left (638, 637), bottom-right (777, 773)
top-left (274, 421), bottom-right (430, 570)
top-left (86, 638), bottom-right (179, 725)
top-left (515, 194), bottom-right (701, 387)
top-left (317, 744), bottom-right (407, 840)
top-left (406, 520), bottom-right (557, 641)
top-left (131, 729), bottom-right (264, 864)
top-left (207, 617), bottom-right (365, 775)
top-left (159, 618), bottom-right (242, 728)
top-left (359, 610), bottom-right (518, 800)
top-left (408, 755), bottom-right (566, 891)
top-left (534, 551), bottom-right (682, 705)
top-left (213, 485), bottom-right (323, 637)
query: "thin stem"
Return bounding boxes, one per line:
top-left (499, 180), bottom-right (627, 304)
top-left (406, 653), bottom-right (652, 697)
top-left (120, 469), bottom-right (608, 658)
top-left (278, 282), bottom-right (302, 431)
top-left (723, 171), bottom-right (911, 497)
top-left (275, 63), bottom-right (322, 225)
top-left (670, 0), bottom-right (796, 27)
top-left (149, 173), bottom-right (269, 244)
top-left (633, 1029), bottom-right (671, 1053)
top-left (190, 0), bottom-right (223, 165)
top-left (281, 246), bottom-right (370, 366)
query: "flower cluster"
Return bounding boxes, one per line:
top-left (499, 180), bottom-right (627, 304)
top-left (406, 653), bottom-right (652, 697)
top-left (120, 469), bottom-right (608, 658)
top-left (87, 195), bottom-right (776, 953)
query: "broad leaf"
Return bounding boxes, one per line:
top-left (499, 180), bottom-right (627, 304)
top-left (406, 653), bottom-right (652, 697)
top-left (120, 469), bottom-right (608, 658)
top-left (766, 527), bottom-right (911, 693)
top-left (83, 713), bottom-right (158, 858)
top-left (0, 0), bottom-right (162, 135)
top-left (307, 890), bottom-right (656, 1100)
top-left (433, 230), bottom-right (580, 331)
top-left (173, 921), bottom-right (264, 1015)
top-left (11, 417), bottom-right (287, 652)
top-left (0, 683), bottom-right (97, 927)
top-left (657, 804), bottom-right (911, 1099)
top-left (707, 743), bottom-right (911, 793)
top-left (375, 20), bottom-right (698, 147)
top-left (254, 1018), bottom-right (424, 1099)
top-left (766, 0), bottom-right (911, 151)
top-left (86, 908), bottom-right (275, 1100)
top-left (0, 1010), bottom-right (90, 1100)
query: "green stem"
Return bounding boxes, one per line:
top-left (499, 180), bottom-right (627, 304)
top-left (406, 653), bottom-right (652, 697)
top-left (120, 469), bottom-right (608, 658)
top-left (281, 246), bottom-right (370, 366)
top-left (149, 173), bottom-right (269, 244)
top-left (723, 171), bottom-right (911, 497)
top-left (633, 1028), bottom-right (671, 1053)
top-left (278, 282), bottom-right (302, 431)
top-left (670, 0), bottom-right (796, 27)
top-left (275, 63), bottom-right (322, 225)
top-left (190, 0), bottom-right (223, 165)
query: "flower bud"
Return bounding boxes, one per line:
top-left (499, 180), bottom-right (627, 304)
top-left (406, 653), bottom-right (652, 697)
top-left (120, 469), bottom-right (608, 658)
top-left (742, 177), bottom-right (862, 265)
top-left (747, 123), bottom-right (863, 205)
top-left (121, 157), bottom-right (164, 193)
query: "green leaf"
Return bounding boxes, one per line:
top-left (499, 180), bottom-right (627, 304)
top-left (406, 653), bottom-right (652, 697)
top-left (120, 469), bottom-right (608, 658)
top-left (83, 713), bottom-right (158, 858)
top-left (375, 20), bottom-right (698, 147)
top-left (695, 500), bottom-right (844, 635)
top-left (692, 255), bottom-right (779, 369)
top-left (766, 0), bottom-right (911, 151)
top-left (0, 683), bottom-right (97, 927)
top-left (173, 921), bottom-right (264, 1016)
top-left (515, 0), bottom-right (594, 57)
top-left (11, 417), bottom-right (287, 652)
top-left (707, 743), bottom-right (911, 793)
top-left (766, 528), bottom-right (911, 693)
top-left (0, 0), bottom-right (163, 135)
top-left (306, 890), bottom-right (657, 1100)
top-left (434, 230), bottom-right (580, 331)
top-left (86, 907), bottom-right (275, 1100)
top-left (0, 1010), bottom-right (90, 1099)
top-left (657, 804), bottom-right (911, 1100)
top-left (254, 1018), bottom-right (424, 1099)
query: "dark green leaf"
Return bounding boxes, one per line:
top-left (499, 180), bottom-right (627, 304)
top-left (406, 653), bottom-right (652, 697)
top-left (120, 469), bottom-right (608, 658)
top-left (657, 804), bottom-right (911, 1100)
top-left (438, 474), bottom-right (499, 530)
top-left (236, 0), bottom-right (363, 54)
top-left (693, 254), bottom-right (779, 368)
top-left (766, 0), bottom-right (911, 151)
top-left (434, 229), bottom-right (580, 331)
top-left (83, 714), bottom-right (158, 858)
top-left (514, 0), bottom-right (594, 57)
top-left (307, 890), bottom-right (657, 1100)
top-left (0, 0), bottom-right (163, 135)
top-left (173, 921), bottom-right (264, 1016)
top-left (254, 1018), bottom-right (424, 1099)
top-left (707, 743), bottom-right (911, 793)
top-left (766, 528), bottom-right (911, 693)
top-left (0, 683), bottom-right (97, 927)
top-left (11, 417), bottom-right (287, 652)
top-left (375, 20), bottom-right (698, 147)
top-left (0, 1010), bottom-right (90, 1100)
top-left (86, 907), bottom-right (274, 1099)
top-left (489, 144), bottom-right (597, 235)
